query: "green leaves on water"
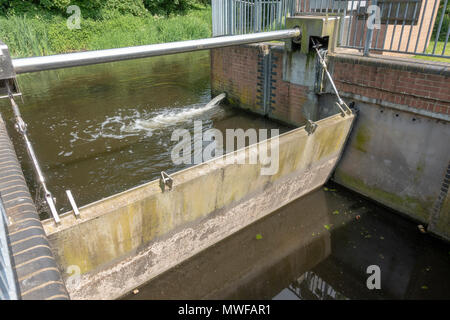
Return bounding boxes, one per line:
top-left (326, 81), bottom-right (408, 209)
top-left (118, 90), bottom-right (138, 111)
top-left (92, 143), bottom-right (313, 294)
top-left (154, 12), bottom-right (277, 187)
top-left (256, 234), bottom-right (263, 240)
top-left (333, 210), bottom-right (339, 215)
top-left (324, 224), bottom-right (331, 231)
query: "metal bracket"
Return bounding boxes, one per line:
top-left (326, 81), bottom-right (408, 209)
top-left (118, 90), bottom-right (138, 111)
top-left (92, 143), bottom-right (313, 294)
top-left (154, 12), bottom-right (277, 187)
top-left (66, 190), bottom-right (80, 219)
top-left (305, 120), bottom-right (318, 135)
top-left (159, 171), bottom-right (173, 192)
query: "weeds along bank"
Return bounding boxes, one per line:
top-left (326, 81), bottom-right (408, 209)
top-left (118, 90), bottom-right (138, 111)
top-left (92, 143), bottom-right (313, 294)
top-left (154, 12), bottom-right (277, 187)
top-left (0, 1), bottom-right (212, 58)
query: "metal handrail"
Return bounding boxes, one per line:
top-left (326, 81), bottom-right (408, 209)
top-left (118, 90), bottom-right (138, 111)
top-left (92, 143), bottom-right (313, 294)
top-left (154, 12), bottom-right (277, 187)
top-left (0, 195), bottom-right (19, 300)
top-left (12, 29), bottom-right (301, 74)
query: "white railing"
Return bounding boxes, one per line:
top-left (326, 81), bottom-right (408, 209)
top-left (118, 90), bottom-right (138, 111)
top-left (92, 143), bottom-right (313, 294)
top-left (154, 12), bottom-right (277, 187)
top-left (213, 0), bottom-right (297, 36)
top-left (212, 0), bottom-right (450, 59)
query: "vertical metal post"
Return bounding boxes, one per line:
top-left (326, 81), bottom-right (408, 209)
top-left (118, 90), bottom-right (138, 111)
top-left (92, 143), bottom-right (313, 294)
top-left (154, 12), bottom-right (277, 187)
top-left (423, 0), bottom-right (439, 53)
top-left (414, 0), bottom-right (428, 53)
top-left (398, 2), bottom-right (410, 51)
top-left (389, 2), bottom-right (401, 50)
top-left (374, 1), bottom-right (384, 49)
top-left (405, 1), bottom-right (419, 52)
top-left (381, 1), bottom-right (392, 50)
top-left (346, 0), bottom-right (355, 46)
top-left (364, 0), bottom-right (378, 56)
top-left (432, 0), bottom-right (448, 55)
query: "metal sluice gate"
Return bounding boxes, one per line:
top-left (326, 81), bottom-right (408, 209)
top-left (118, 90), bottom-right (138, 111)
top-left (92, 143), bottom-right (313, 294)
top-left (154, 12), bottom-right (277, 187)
top-left (0, 28), bottom-right (302, 224)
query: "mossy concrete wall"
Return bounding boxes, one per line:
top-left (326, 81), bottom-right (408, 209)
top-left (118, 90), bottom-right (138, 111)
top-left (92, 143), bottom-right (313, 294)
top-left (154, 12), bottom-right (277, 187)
top-left (327, 54), bottom-right (450, 240)
top-left (333, 102), bottom-right (449, 224)
top-left (42, 113), bottom-right (355, 300)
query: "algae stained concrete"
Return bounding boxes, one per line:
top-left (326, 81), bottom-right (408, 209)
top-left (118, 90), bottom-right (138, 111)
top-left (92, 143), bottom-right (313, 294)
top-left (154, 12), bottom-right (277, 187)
top-left (42, 112), bottom-right (354, 300)
top-left (333, 101), bottom-right (450, 239)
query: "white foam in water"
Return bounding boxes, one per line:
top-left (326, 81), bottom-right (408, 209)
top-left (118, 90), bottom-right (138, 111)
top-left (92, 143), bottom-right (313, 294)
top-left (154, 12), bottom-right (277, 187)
top-left (125, 94), bottom-right (225, 134)
top-left (67, 94), bottom-right (225, 148)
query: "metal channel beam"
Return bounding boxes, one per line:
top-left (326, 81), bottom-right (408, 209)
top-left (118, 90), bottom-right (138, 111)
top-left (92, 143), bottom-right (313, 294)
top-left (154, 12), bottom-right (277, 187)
top-left (12, 29), bottom-right (301, 74)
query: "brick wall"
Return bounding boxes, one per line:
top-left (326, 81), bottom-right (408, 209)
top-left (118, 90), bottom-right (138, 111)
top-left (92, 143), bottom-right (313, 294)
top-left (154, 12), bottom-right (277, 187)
top-left (211, 45), bottom-right (261, 115)
top-left (211, 44), bottom-right (311, 126)
top-left (211, 44), bottom-right (450, 124)
top-left (329, 54), bottom-right (450, 116)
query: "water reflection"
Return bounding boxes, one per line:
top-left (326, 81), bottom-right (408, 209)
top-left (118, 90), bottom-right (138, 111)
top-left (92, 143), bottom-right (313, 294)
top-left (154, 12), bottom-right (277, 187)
top-left (274, 272), bottom-right (348, 300)
top-left (124, 190), bottom-right (331, 300)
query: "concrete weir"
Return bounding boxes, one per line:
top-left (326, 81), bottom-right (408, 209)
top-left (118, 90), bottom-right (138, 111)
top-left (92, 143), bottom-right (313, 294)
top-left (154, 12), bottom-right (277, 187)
top-left (42, 112), bottom-right (355, 300)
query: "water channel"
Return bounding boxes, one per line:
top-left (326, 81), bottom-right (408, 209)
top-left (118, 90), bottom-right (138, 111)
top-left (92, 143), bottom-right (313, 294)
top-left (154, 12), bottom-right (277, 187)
top-left (1, 51), bottom-right (448, 299)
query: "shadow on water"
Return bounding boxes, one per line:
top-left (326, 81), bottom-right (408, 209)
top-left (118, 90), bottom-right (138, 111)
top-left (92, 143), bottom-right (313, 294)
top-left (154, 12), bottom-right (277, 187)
top-left (124, 182), bottom-right (450, 300)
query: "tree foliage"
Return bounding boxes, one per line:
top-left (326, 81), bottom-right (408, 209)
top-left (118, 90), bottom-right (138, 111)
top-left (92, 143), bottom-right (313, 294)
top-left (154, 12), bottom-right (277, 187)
top-left (0, 0), bottom-right (211, 19)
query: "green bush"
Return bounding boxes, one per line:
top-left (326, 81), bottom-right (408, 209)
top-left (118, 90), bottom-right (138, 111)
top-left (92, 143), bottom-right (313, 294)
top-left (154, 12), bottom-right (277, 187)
top-left (48, 19), bottom-right (103, 52)
top-left (0, 7), bottom-right (212, 57)
top-left (0, 15), bottom-right (51, 56)
top-left (143, 0), bottom-right (195, 16)
top-left (0, 0), bottom-right (210, 18)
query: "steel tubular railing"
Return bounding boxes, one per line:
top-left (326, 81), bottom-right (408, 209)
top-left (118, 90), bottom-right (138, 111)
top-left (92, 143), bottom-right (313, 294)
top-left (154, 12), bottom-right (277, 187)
top-left (212, 0), bottom-right (449, 59)
top-left (12, 28), bottom-right (301, 74)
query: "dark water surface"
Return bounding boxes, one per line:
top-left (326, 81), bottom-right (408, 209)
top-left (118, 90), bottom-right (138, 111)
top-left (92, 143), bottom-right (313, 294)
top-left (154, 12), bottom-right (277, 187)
top-left (0, 51), bottom-right (290, 217)
top-left (124, 182), bottom-right (450, 300)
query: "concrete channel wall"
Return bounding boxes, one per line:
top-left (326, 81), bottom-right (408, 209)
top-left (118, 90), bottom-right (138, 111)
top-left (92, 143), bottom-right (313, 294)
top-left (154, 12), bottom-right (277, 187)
top-left (0, 114), bottom-right (69, 300)
top-left (210, 43), bottom-right (450, 241)
top-left (42, 112), bottom-right (354, 300)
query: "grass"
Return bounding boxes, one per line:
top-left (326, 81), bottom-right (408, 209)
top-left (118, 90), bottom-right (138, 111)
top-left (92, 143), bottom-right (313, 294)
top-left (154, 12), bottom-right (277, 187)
top-left (414, 41), bottom-right (450, 63)
top-left (0, 7), bottom-right (212, 58)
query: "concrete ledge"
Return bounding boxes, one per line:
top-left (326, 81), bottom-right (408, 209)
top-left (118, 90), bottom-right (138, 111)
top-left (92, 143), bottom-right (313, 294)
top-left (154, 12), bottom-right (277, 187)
top-left (0, 114), bottom-right (69, 300)
top-left (339, 91), bottom-right (450, 122)
top-left (330, 51), bottom-right (450, 76)
top-left (333, 102), bottom-right (450, 240)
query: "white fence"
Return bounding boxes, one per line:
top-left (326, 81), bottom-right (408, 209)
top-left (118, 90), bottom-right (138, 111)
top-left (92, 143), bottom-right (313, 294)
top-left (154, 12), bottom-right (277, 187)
top-left (212, 0), bottom-right (450, 58)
